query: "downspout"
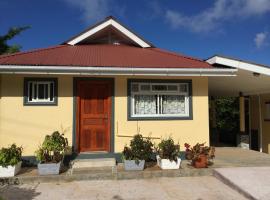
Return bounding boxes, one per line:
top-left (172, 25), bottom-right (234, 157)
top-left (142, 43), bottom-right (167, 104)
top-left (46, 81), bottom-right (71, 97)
top-left (258, 94), bottom-right (263, 152)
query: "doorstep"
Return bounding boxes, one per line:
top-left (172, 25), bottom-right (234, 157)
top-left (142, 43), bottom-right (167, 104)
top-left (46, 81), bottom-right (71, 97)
top-left (0, 160), bottom-right (213, 185)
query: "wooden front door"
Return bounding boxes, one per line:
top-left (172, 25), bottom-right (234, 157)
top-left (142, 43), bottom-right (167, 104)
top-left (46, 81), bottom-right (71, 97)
top-left (76, 79), bottom-right (112, 152)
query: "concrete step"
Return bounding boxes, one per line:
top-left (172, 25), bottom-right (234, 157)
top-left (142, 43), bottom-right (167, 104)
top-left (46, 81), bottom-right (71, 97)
top-left (70, 158), bottom-right (116, 174)
top-left (71, 166), bottom-right (115, 175)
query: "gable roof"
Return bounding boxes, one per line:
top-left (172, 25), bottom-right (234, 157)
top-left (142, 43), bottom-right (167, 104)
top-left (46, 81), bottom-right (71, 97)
top-left (64, 16), bottom-right (153, 48)
top-left (0, 16), bottom-right (238, 76)
top-left (0, 44), bottom-right (211, 68)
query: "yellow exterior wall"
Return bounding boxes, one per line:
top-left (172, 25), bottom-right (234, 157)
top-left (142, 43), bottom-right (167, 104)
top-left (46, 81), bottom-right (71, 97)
top-left (259, 94), bottom-right (270, 153)
top-left (250, 95), bottom-right (259, 130)
top-left (114, 76), bottom-right (209, 152)
top-left (250, 94), bottom-right (270, 153)
top-left (0, 75), bottom-right (73, 156)
top-left (0, 75), bottom-right (209, 155)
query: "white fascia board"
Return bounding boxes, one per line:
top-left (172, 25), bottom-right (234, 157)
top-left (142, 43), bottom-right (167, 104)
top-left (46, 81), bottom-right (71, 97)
top-left (67, 19), bottom-right (151, 48)
top-left (67, 20), bottom-right (111, 45)
top-left (0, 65), bottom-right (237, 76)
top-left (207, 56), bottom-right (270, 76)
top-left (110, 20), bottom-right (151, 48)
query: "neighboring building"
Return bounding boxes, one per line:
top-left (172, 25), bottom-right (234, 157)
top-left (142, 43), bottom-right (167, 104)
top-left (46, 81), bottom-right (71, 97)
top-left (2, 16), bottom-right (269, 159)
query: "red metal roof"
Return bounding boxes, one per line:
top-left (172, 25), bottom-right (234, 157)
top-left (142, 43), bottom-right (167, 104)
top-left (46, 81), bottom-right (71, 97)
top-left (0, 44), bottom-right (212, 68)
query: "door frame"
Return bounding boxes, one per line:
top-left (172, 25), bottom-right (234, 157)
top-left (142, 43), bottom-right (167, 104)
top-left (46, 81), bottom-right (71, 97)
top-left (73, 77), bottom-right (115, 153)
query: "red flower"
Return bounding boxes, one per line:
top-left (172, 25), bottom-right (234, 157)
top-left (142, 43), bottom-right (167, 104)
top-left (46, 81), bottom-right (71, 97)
top-left (184, 143), bottom-right (190, 149)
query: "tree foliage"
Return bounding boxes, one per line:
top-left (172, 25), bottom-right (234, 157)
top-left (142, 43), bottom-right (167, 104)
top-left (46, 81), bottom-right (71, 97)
top-left (0, 26), bottom-right (30, 55)
top-left (215, 97), bottom-right (239, 133)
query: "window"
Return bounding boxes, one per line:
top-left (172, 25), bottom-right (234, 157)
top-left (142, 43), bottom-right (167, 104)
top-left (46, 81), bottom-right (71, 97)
top-left (24, 78), bottom-right (57, 105)
top-left (128, 80), bottom-right (192, 120)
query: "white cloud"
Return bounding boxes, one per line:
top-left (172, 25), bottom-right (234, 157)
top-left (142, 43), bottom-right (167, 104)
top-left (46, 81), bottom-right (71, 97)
top-left (62, 0), bottom-right (120, 23)
top-left (165, 0), bottom-right (270, 33)
top-left (254, 32), bottom-right (268, 48)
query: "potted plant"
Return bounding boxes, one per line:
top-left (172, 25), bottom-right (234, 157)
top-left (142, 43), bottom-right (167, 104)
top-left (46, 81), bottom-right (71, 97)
top-left (35, 131), bottom-right (68, 175)
top-left (156, 137), bottom-right (181, 170)
top-left (122, 134), bottom-right (153, 171)
top-left (0, 144), bottom-right (22, 177)
top-left (184, 142), bottom-right (215, 168)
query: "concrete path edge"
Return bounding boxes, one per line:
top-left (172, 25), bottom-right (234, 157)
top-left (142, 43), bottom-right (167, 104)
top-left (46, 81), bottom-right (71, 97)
top-left (213, 169), bottom-right (256, 200)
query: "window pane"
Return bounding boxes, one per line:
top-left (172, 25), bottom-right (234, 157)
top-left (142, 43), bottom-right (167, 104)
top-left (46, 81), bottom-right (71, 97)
top-left (168, 85), bottom-right (178, 91)
top-left (134, 95), bottom-right (157, 115)
top-left (131, 84), bottom-right (139, 92)
top-left (140, 84), bottom-right (150, 91)
top-left (38, 84), bottom-right (45, 99)
top-left (29, 82), bottom-right (33, 101)
top-left (162, 95), bottom-right (186, 114)
top-left (179, 84), bottom-right (188, 92)
top-left (50, 83), bottom-right (54, 101)
top-left (152, 85), bottom-right (167, 91)
top-left (45, 84), bottom-right (49, 99)
top-left (34, 84), bottom-right (37, 99)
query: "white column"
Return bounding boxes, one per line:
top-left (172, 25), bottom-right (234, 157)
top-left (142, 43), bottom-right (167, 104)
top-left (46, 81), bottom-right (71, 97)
top-left (258, 95), bottom-right (263, 152)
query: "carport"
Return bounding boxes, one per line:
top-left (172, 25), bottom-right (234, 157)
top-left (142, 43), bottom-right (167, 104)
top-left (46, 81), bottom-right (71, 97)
top-left (207, 55), bottom-right (270, 153)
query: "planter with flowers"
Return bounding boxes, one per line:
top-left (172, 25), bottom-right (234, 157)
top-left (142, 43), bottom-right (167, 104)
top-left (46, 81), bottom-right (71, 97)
top-left (184, 143), bottom-right (215, 168)
top-left (156, 137), bottom-right (181, 170)
top-left (0, 144), bottom-right (23, 177)
top-left (35, 131), bottom-right (69, 175)
top-left (122, 134), bottom-right (153, 171)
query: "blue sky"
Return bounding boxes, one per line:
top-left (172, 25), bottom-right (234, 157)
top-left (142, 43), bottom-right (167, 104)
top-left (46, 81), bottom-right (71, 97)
top-left (1, 0), bottom-right (270, 65)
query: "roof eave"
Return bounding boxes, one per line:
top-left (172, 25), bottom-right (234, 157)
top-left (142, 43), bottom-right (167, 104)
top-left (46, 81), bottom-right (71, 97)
top-left (0, 65), bottom-right (237, 76)
top-left (206, 55), bottom-right (270, 76)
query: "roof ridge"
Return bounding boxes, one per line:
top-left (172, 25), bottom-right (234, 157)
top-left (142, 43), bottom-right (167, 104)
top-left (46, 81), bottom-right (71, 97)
top-left (0, 45), bottom-right (67, 60)
top-left (152, 48), bottom-right (209, 65)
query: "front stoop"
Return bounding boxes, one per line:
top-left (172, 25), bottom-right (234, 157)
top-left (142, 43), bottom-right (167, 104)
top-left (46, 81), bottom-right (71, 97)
top-left (70, 158), bottom-right (116, 175)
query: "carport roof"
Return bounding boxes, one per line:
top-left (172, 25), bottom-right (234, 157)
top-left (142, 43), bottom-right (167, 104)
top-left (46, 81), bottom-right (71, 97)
top-left (207, 55), bottom-right (270, 96)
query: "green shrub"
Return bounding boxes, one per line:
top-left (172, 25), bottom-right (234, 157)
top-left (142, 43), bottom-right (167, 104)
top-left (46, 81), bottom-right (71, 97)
top-left (122, 134), bottom-right (153, 163)
top-left (156, 137), bottom-right (180, 162)
top-left (0, 144), bottom-right (22, 167)
top-left (35, 131), bottom-right (68, 163)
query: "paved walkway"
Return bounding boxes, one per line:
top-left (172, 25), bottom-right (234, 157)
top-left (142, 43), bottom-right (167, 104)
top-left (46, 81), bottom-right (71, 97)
top-left (214, 167), bottom-right (270, 200)
top-left (212, 148), bottom-right (270, 168)
top-left (0, 176), bottom-right (247, 200)
top-left (12, 147), bottom-right (270, 184)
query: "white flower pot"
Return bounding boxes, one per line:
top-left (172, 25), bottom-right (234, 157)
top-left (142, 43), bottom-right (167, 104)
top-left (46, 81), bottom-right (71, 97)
top-left (0, 161), bottom-right (22, 178)
top-left (156, 155), bottom-right (181, 170)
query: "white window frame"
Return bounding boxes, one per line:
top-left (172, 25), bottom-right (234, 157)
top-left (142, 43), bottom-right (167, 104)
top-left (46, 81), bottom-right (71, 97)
top-left (129, 80), bottom-right (192, 120)
top-left (24, 78), bottom-right (57, 105)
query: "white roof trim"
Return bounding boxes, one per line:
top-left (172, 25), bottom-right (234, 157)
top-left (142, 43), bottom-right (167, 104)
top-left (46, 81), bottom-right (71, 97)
top-left (207, 56), bottom-right (270, 76)
top-left (0, 65), bottom-right (237, 76)
top-left (67, 18), bottom-right (151, 48)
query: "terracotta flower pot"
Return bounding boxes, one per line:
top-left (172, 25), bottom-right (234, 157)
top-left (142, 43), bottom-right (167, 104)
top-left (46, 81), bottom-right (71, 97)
top-left (194, 154), bottom-right (208, 168)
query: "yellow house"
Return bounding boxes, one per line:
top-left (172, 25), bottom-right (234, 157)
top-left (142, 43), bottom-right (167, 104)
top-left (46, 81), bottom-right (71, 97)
top-left (0, 17), bottom-right (237, 160)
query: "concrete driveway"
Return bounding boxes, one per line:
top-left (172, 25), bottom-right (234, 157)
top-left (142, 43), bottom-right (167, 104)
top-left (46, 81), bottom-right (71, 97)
top-left (214, 167), bottom-right (270, 200)
top-left (0, 176), bottom-right (246, 200)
